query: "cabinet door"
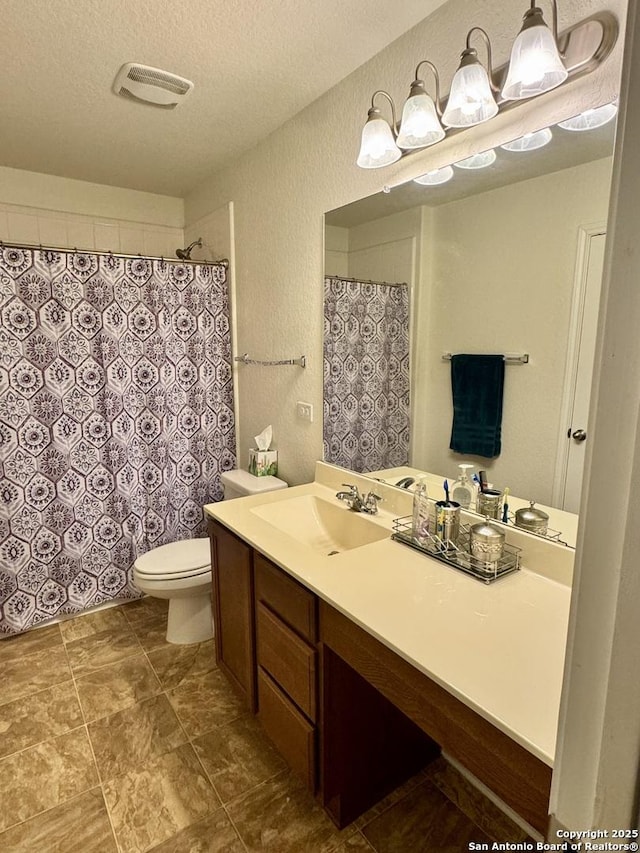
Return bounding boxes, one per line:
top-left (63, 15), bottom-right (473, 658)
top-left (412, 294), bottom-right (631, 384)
top-left (209, 520), bottom-right (256, 712)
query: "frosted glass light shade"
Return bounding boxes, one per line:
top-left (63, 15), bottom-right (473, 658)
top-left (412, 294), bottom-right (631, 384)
top-left (454, 149), bottom-right (497, 170)
top-left (356, 118), bottom-right (402, 169)
top-left (502, 22), bottom-right (568, 100)
top-left (558, 102), bottom-right (618, 131)
top-left (442, 63), bottom-right (498, 128)
top-left (501, 127), bottom-right (552, 151)
top-left (397, 93), bottom-right (445, 149)
top-left (413, 165), bottom-right (454, 185)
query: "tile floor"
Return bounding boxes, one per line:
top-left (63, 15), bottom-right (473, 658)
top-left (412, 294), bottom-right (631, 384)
top-left (0, 598), bottom-right (530, 852)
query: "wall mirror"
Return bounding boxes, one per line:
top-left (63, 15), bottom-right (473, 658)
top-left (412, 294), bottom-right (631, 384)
top-left (323, 106), bottom-right (617, 546)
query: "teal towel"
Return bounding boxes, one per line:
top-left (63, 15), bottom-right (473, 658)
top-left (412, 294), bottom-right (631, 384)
top-left (449, 354), bottom-right (505, 458)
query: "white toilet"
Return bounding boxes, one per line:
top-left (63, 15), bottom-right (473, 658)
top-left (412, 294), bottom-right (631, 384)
top-left (132, 469), bottom-right (288, 644)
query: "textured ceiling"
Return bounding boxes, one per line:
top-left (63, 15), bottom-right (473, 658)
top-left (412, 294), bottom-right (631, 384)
top-left (1, 0), bottom-right (448, 197)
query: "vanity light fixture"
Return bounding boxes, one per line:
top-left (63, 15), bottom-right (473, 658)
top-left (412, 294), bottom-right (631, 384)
top-left (441, 28), bottom-right (499, 128)
top-left (396, 61), bottom-right (445, 149)
top-left (356, 91), bottom-right (402, 169)
top-left (454, 149), bottom-right (497, 170)
top-left (355, 1), bottom-right (617, 170)
top-left (501, 1), bottom-right (568, 101)
top-left (501, 127), bottom-right (553, 151)
top-left (557, 101), bottom-right (618, 131)
top-left (413, 165), bottom-right (454, 185)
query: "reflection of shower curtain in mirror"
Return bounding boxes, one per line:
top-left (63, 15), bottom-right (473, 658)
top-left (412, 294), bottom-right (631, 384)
top-left (323, 276), bottom-right (410, 473)
top-left (0, 247), bottom-right (236, 635)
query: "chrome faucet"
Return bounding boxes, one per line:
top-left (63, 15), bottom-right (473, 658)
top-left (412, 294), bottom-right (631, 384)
top-left (336, 484), bottom-right (382, 515)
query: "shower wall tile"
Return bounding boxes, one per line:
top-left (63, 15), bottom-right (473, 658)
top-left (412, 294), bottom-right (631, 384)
top-left (143, 227), bottom-right (181, 257)
top-left (0, 201), bottom-right (184, 256)
top-left (6, 211), bottom-right (39, 243)
top-left (119, 226), bottom-right (146, 254)
top-left (94, 222), bottom-right (120, 252)
top-left (65, 220), bottom-right (97, 250)
top-left (37, 217), bottom-right (69, 247)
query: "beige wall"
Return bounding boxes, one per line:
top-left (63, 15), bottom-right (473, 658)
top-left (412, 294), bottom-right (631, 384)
top-left (324, 225), bottom-right (348, 277)
top-left (346, 208), bottom-right (419, 285)
top-left (185, 0), bottom-right (624, 487)
top-left (419, 157), bottom-right (612, 503)
top-left (0, 165), bottom-right (183, 255)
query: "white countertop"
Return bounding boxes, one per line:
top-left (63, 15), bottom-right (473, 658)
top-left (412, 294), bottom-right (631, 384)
top-left (205, 465), bottom-right (572, 767)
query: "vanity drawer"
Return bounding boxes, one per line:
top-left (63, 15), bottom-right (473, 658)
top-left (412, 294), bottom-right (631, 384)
top-left (258, 667), bottom-right (316, 791)
top-left (255, 553), bottom-right (317, 642)
top-left (257, 601), bottom-right (317, 721)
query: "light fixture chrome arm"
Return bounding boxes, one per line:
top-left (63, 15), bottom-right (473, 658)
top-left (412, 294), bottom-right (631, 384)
top-left (369, 90), bottom-right (398, 134)
top-left (531, 0), bottom-right (560, 48)
top-left (412, 60), bottom-right (443, 116)
top-left (465, 27), bottom-right (499, 94)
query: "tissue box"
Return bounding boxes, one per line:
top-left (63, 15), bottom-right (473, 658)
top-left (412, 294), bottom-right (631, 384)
top-left (248, 449), bottom-right (278, 477)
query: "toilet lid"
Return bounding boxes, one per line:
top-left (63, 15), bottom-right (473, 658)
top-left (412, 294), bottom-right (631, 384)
top-left (134, 538), bottom-right (211, 578)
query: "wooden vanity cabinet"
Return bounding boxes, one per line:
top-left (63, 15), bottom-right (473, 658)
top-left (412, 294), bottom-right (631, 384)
top-left (254, 553), bottom-right (319, 791)
top-left (208, 517), bottom-right (552, 834)
top-left (208, 519), bottom-right (257, 712)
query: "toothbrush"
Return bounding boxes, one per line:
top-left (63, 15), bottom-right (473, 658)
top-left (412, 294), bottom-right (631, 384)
top-left (443, 479), bottom-right (450, 505)
top-left (502, 487), bottom-right (510, 523)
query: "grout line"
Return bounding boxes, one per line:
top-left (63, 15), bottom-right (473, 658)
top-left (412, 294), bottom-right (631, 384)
top-left (0, 786), bottom-right (111, 845)
top-left (63, 608), bottom-right (126, 853)
top-left (222, 805), bottom-right (251, 853)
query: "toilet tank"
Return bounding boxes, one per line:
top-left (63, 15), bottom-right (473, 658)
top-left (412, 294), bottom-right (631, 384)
top-left (220, 469), bottom-right (288, 500)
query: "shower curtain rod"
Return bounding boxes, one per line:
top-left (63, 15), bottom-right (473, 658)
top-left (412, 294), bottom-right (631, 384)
top-left (327, 274), bottom-right (408, 287)
top-left (0, 240), bottom-right (229, 268)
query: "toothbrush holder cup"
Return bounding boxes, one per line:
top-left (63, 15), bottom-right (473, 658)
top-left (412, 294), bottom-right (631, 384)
top-left (435, 501), bottom-right (461, 546)
top-left (476, 489), bottom-right (502, 519)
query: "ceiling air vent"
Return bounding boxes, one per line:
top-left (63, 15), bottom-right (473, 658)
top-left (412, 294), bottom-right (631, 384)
top-left (113, 62), bottom-right (194, 109)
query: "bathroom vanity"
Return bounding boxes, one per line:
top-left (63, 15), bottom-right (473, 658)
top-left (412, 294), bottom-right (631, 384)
top-left (205, 463), bottom-right (573, 836)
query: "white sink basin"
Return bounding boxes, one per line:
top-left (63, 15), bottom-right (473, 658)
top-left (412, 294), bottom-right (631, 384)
top-left (250, 494), bottom-right (389, 556)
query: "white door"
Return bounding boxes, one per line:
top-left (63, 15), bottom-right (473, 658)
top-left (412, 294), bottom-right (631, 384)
top-left (558, 231), bottom-right (607, 513)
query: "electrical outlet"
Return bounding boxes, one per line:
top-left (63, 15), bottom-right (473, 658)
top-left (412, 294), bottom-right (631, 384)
top-left (296, 401), bottom-right (314, 422)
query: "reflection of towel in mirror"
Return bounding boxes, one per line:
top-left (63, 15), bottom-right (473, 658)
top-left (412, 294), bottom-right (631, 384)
top-left (449, 354), bottom-right (505, 459)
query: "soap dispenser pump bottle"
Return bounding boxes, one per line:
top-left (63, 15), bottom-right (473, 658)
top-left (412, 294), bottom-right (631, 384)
top-left (451, 464), bottom-right (475, 509)
top-left (412, 479), bottom-right (430, 545)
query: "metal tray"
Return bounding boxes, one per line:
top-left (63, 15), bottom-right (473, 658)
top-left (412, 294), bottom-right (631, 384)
top-left (391, 516), bottom-right (520, 584)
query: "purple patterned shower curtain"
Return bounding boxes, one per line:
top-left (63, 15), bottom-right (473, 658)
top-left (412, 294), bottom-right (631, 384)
top-left (0, 247), bottom-right (236, 635)
top-left (323, 276), bottom-right (410, 473)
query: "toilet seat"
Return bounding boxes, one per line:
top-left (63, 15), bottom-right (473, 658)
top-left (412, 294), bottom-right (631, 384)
top-left (134, 538), bottom-right (211, 581)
